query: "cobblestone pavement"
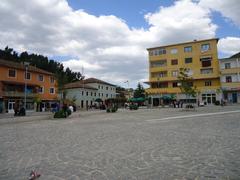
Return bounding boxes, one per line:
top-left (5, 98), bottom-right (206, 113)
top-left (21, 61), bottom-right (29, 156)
top-left (0, 105), bottom-right (240, 179)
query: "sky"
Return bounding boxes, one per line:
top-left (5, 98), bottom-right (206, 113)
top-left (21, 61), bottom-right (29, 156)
top-left (0, 0), bottom-right (239, 88)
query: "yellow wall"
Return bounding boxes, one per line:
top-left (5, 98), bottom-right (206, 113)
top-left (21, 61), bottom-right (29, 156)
top-left (146, 38), bottom-right (221, 95)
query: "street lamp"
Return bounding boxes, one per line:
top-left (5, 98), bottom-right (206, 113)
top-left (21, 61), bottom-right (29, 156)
top-left (24, 62), bottom-right (30, 112)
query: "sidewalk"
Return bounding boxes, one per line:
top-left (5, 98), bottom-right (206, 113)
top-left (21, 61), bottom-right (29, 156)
top-left (0, 111), bottom-right (53, 125)
top-left (0, 109), bottom-right (106, 125)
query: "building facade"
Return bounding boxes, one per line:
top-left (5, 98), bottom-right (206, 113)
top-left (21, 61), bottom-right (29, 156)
top-left (64, 78), bottom-right (116, 109)
top-left (146, 38), bottom-right (221, 106)
top-left (219, 55), bottom-right (240, 103)
top-left (0, 59), bottom-right (58, 113)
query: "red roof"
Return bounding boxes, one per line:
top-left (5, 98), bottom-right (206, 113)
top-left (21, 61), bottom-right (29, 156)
top-left (64, 81), bottom-right (97, 90)
top-left (0, 59), bottom-right (53, 75)
top-left (83, 78), bottom-right (115, 86)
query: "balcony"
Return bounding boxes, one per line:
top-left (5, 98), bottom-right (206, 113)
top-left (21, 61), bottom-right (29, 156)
top-left (146, 88), bottom-right (181, 94)
top-left (150, 76), bottom-right (178, 82)
top-left (3, 91), bottom-right (37, 98)
top-left (221, 82), bottom-right (240, 88)
top-left (221, 67), bottom-right (240, 75)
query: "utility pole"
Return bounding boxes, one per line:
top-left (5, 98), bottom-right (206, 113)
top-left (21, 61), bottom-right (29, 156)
top-left (24, 62), bottom-right (30, 113)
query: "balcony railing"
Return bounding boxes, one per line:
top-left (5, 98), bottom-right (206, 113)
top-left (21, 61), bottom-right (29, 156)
top-left (3, 91), bottom-right (37, 98)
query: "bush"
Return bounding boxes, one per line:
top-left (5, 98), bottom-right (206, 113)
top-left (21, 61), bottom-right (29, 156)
top-left (106, 105), bottom-right (118, 113)
top-left (54, 110), bottom-right (67, 118)
top-left (214, 100), bottom-right (220, 105)
top-left (129, 104), bottom-right (138, 110)
top-left (54, 108), bottom-right (72, 118)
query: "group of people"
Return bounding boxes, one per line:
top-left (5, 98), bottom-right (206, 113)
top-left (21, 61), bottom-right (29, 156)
top-left (172, 100), bottom-right (184, 108)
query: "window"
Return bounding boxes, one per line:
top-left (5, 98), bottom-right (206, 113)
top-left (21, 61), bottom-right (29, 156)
top-left (38, 87), bottom-right (44, 93)
top-left (91, 92), bottom-right (93, 96)
top-left (202, 60), bottom-right (211, 67)
top-left (201, 43), bottom-right (210, 52)
top-left (106, 87), bottom-right (108, 90)
top-left (98, 85), bottom-right (100, 89)
top-left (225, 63), bottom-right (231, 69)
top-left (205, 81), bottom-right (212, 86)
top-left (172, 70), bottom-right (178, 77)
top-left (106, 94), bottom-right (108, 98)
top-left (150, 60), bottom-right (167, 67)
top-left (200, 57), bottom-right (212, 67)
top-left (38, 75), bottom-right (44, 81)
top-left (200, 68), bottom-right (213, 74)
top-left (187, 82), bottom-right (193, 87)
top-left (151, 48), bottom-right (166, 56)
top-left (185, 57), bottom-right (192, 64)
top-left (101, 86), bottom-right (103, 89)
top-left (50, 77), bottom-right (55, 83)
top-left (86, 92), bottom-right (88, 96)
top-left (226, 76), bottom-right (232, 83)
top-left (152, 82), bottom-right (168, 88)
top-left (50, 88), bottom-right (55, 94)
top-left (171, 59), bottom-right (178, 65)
top-left (102, 93), bottom-right (104, 97)
top-left (94, 93), bottom-right (96, 96)
top-left (8, 69), bottom-right (16, 77)
top-left (170, 48), bottom-right (178, 54)
top-left (98, 93), bottom-right (100, 97)
top-left (149, 51), bottom-right (154, 56)
top-left (172, 82), bottom-right (178, 87)
top-left (82, 91), bottom-right (84, 96)
top-left (25, 72), bottom-right (31, 80)
top-left (184, 46), bottom-right (192, 52)
top-left (159, 71), bottom-right (167, 77)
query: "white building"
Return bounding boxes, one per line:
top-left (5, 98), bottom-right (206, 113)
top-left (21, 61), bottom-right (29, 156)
top-left (64, 78), bottom-right (116, 108)
top-left (219, 53), bottom-right (240, 103)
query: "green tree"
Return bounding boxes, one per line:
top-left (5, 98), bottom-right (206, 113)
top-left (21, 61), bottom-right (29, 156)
top-left (134, 83), bottom-right (145, 98)
top-left (177, 68), bottom-right (197, 102)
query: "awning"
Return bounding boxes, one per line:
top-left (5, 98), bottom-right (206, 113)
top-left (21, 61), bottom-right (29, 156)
top-left (128, 97), bottom-right (146, 102)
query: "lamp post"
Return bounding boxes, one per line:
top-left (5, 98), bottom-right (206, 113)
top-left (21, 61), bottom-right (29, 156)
top-left (124, 80), bottom-right (130, 99)
top-left (157, 77), bottom-right (160, 106)
top-left (24, 62), bottom-right (30, 112)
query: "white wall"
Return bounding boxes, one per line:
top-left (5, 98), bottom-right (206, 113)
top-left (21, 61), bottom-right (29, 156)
top-left (221, 74), bottom-right (239, 83)
top-left (220, 58), bottom-right (240, 69)
top-left (65, 82), bottom-right (116, 109)
top-left (86, 83), bottom-right (116, 101)
top-left (66, 88), bottom-right (97, 108)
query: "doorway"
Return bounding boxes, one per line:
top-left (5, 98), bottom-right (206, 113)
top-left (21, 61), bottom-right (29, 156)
top-left (232, 93), bottom-right (237, 103)
top-left (8, 100), bottom-right (15, 113)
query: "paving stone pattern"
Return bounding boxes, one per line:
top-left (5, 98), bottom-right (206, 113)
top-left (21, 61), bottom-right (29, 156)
top-left (0, 106), bottom-right (240, 179)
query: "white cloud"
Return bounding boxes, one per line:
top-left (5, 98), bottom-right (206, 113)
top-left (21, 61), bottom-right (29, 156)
top-left (218, 37), bottom-right (240, 56)
top-left (0, 0), bottom-right (227, 88)
top-left (199, 0), bottom-right (240, 27)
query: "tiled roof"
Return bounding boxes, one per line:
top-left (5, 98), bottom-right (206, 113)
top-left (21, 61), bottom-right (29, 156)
top-left (230, 52), bottom-right (240, 58)
top-left (83, 78), bottom-right (115, 86)
top-left (64, 81), bottom-right (98, 90)
top-left (0, 59), bottom-right (53, 75)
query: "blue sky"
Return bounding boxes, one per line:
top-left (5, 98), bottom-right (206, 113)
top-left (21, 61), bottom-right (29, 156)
top-left (68, 0), bottom-right (175, 28)
top-left (0, 0), bottom-right (239, 88)
top-left (67, 0), bottom-right (240, 42)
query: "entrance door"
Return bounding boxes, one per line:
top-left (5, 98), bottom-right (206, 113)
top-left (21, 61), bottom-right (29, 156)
top-left (8, 100), bottom-right (15, 113)
top-left (232, 93), bottom-right (237, 103)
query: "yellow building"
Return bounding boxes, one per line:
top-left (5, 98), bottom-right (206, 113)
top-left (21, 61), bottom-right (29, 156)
top-left (146, 38), bottom-right (221, 106)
